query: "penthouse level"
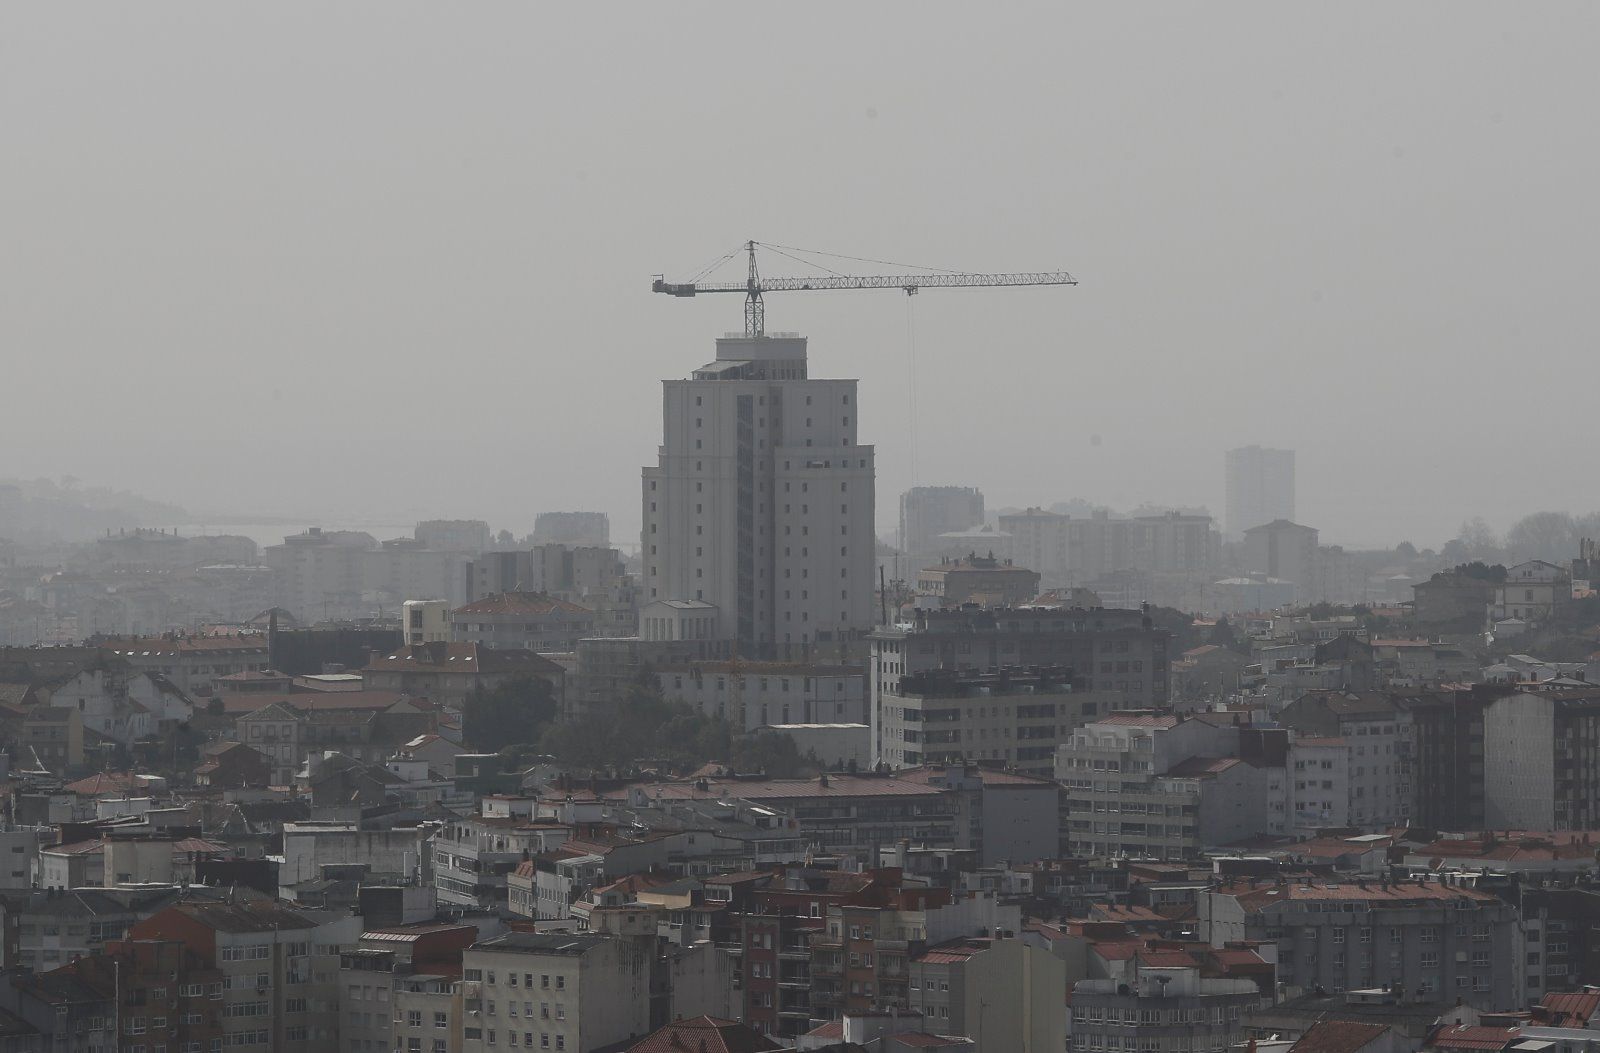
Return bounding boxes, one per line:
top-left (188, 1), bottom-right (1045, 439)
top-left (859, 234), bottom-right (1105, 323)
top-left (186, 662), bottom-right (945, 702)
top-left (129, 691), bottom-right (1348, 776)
top-left (871, 605), bottom-right (1169, 760)
top-left (876, 665), bottom-right (1112, 776)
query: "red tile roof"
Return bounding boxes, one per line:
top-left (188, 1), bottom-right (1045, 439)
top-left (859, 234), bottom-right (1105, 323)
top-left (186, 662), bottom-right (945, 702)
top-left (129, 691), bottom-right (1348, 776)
top-left (63, 771), bottom-right (154, 796)
top-left (1165, 756), bottom-right (1243, 778)
top-left (1096, 712), bottom-right (1181, 728)
top-left (1289, 1020), bottom-right (1392, 1053)
top-left (1426, 1026), bottom-right (1519, 1052)
top-left (1218, 877), bottom-right (1498, 912)
top-left (1414, 832), bottom-right (1600, 863)
top-left (621, 1016), bottom-right (782, 1053)
top-left (453, 592), bottom-right (593, 616)
top-left (223, 691), bottom-right (410, 715)
top-left (366, 642), bottom-right (565, 676)
top-left (1536, 989), bottom-right (1600, 1026)
top-left (1136, 947), bottom-right (1199, 968)
top-left (104, 635), bottom-right (268, 656)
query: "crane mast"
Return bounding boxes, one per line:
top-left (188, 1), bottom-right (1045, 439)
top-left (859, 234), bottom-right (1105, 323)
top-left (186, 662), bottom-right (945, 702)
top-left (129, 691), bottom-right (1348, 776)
top-left (652, 240), bottom-right (1075, 337)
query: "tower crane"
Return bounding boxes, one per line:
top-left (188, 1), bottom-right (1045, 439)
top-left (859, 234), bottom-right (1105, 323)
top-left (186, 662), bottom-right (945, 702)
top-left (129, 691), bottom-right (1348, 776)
top-left (652, 240), bottom-right (1075, 337)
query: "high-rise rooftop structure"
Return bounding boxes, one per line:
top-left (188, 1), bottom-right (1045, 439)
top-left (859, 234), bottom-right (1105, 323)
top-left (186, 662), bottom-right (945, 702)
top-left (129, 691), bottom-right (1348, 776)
top-left (1224, 444), bottom-right (1295, 540)
top-left (898, 485), bottom-right (985, 560)
top-left (641, 334), bottom-right (875, 659)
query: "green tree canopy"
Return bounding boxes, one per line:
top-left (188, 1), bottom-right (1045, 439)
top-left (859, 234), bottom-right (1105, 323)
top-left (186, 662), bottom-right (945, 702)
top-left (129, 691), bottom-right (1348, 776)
top-left (462, 676), bottom-right (559, 751)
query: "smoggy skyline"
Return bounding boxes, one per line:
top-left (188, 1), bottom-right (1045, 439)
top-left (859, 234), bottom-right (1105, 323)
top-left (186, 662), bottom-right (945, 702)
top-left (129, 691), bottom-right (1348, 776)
top-left (4, 3), bottom-right (1597, 550)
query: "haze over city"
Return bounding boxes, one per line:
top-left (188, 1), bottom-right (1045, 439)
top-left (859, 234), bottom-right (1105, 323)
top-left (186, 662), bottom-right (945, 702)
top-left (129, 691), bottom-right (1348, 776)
top-left (13, 7), bottom-right (1600, 1053)
top-left (5, 3), bottom-right (1598, 548)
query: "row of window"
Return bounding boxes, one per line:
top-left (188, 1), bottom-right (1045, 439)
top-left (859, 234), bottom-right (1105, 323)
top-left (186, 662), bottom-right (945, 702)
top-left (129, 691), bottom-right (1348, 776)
top-left (463, 969), bottom-right (566, 990)
top-left (462, 1032), bottom-right (565, 1050)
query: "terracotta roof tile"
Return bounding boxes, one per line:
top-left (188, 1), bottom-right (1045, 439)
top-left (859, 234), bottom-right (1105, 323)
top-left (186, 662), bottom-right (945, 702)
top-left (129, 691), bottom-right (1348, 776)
top-left (1289, 1021), bottom-right (1392, 1053)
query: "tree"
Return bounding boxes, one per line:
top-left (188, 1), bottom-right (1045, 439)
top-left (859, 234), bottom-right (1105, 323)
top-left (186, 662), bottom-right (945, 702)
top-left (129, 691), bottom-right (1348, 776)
top-left (730, 731), bottom-right (808, 778)
top-left (1453, 561), bottom-right (1506, 582)
top-left (1507, 511), bottom-right (1578, 564)
top-left (1458, 517), bottom-right (1503, 560)
top-left (462, 677), bottom-right (558, 751)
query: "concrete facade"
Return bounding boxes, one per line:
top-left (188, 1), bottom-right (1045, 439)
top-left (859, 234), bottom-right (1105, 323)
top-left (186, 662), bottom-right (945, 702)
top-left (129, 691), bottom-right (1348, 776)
top-left (870, 606), bottom-right (1169, 763)
top-left (1198, 876), bottom-right (1521, 1008)
top-left (898, 486), bottom-right (985, 565)
top-left (641, 335), bottom-right (876, 659)
top-left (461, 932), bottom-right (652, 1053)
top-left (1225, 445), bottom-right (1295, 540)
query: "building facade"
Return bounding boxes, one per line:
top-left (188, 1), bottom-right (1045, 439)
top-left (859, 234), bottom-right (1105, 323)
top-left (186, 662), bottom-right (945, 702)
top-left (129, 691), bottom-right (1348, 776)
top-left (460, 932), bottom-right (652, 1053)
top-left (641, 335), bottom-right (876, 659)
top-left (870, 606), bottom-right (1169, 762)
top-left (1224, 445), bottom-right (1295, 540)
top-left (898, 487), bottom-right (985, 563)
top-left (1199, 876), bottom-right (1521, 1008)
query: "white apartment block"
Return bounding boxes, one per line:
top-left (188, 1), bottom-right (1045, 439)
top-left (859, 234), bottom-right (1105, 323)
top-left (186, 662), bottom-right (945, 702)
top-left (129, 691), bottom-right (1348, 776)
top-left (461, 933), bottom-right (651, 1053)
top-left (1054, 714), bottom-right (1273, 858)
top-left (403, 599), bottom-right (452, 645)
top-left (641, 335), bottom-right (875, 659)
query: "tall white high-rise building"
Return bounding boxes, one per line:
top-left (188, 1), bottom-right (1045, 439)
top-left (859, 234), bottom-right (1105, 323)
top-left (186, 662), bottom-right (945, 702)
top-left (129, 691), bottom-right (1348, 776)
top-left (1224, 445), bottom-right (1295, 540)
top-left (641, 334), bottom-right (876, 658)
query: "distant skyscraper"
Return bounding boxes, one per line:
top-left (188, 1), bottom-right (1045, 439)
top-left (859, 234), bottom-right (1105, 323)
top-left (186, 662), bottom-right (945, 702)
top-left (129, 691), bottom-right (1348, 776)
top-left (641, 334), bottom-right (876, 658)
top-left (1225, 445), bottom-right (1295, 540)
top-left (899, 486), bottom-right (985, 560)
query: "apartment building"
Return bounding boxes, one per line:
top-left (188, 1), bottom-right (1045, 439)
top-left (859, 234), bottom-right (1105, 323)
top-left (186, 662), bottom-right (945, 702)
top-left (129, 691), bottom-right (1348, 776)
top-left (810, 886), bottom-right (1018, 1022)
top-left (640, 775), bottom-right (955, 863)
top-left (1055, 714), bottom-right (1275, 859)
top-left (415, 520), bottom-right (492, 554)
top-left (1198, 875), bottom-right (1521, 1008)
top-left (1241, 520), bottom-right (1319, 604)
top-left (1278, 691), bottom-right (1412, 830)
top-left (1483, 685), bottom-right (1600, 829)
top-left (338, 923), bottom-right (476, 1053)
top-left (1491, 560), bottom-right (1573, 625)
top-left (1224, 445), bottom-right (1295, 540)
top-left (403, 600), bottom-right (453, 645)
top-left (875, 666), bottom-right (1109, 776)
top-left (656, 660), bottom-right (868, 730)
top-left (128, 899), bottom-right (360, 1053)
top-left (532, 512), bottom-right (609, 548)
top-left (915, 554), bottom-right (1040, 609)
top-left (460, 932), bottom-right (652, 1053)
top-left (1069, 959), bottom-right (1260, 1053)
top-left (1404, 687), bottom-right (1503, 831)
top-left (0, 887), bottom-right (177, 971)
top-left (641, 334), bottom-right (876, 658)
top-left (59, 936), bottom-right (224, 1053)
top-left (870, 605), bottom-right (1169, 761)
top-left (909, 935), bottom-right (1066, 1053)
top-left (450, 592), bottom-right (596, 653)
top-left (101, 633), bottom-right (271, 698)
top-left (430, 816), bottom-right (572, 911)
top-left (263, 528), bottom-right (377, 623)
top-left (899, 486), bottom-right (985, 563)
top-left (362, 642), bottom-right (567, 709)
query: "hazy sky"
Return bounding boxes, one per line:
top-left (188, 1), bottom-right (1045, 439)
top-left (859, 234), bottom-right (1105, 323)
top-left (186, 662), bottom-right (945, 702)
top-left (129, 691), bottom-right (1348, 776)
top-left (4, 3), bottom-right (1596, 550)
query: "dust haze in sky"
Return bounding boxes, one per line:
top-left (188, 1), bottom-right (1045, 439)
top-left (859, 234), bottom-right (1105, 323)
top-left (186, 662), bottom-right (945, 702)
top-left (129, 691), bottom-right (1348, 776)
top-left (3, 3), bottom-right (1596, 549)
